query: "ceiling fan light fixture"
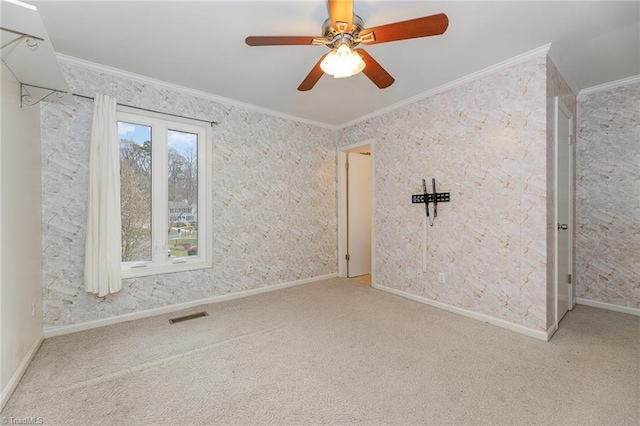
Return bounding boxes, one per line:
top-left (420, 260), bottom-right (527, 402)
top-left (246, 2), bottom-right (449, 91)
top-left (320, 44), bottom-right (366, 79)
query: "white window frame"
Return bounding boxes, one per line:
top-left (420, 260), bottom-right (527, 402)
top-left (118, 107), bottom-right (212, 278)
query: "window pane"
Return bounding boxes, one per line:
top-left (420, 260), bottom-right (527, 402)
top-left (167, 129), bottom-right (198, 258)
top-left (118, 121), bottom-right (152, 262)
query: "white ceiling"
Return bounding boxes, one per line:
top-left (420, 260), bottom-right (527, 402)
top-left (28, 1), bottom-right (640, 126)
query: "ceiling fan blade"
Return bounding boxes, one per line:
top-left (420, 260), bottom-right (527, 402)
top-left (356, 49), bottom-right (395, 89)
top-left (245, 36), bottom-right (317, 46)
top-left (359, 13), bottom-right (449, 45)
top-left (298, 53), bottom-right (329, 91)
top-left (327, 0), bottom-right (354, 32)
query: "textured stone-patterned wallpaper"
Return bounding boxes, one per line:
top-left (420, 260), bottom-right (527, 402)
top-left (338, 56), bottom-right (549, 331)
top-left (545, 58), bottom-right (577, 327)
top-left (576, 82), bottom-right (640, 309)
top-left (41, 62), bottom-right (337, 328)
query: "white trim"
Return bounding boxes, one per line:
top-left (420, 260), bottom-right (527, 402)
top-left (371, 144), bottom-right (376, 288)
top-left (372, 284), bottom-right (549, 341)
top-left (578, 74), bottom-right (640, 98)
top-left (547, 47), bottom-right (580, 96)
top-left (43, 273), bottom-right (337, 338)
top-left (337, 44), bottom-right (551, 129)
top-left (576, 298), bottom-right (640, 317)
top-left (5, 0), bottom-right (37, 11)
top-left (56, 54), bottom-right (339, 131)
top-left (554, 96), bottom-right (574, 331)
top-left (554, 96), bottom-right (558, 331)
top-left (337, 151), bottom-right (347, 278)
top-left (547, 323), bottom-right (558, 340)
top-left (337, 140), bottom-right (375, 279)
top-left (0, 334), bottom-right (44, 411)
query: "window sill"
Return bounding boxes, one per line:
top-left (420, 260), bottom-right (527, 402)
top-left (121, 259), bottom-right (212, 279)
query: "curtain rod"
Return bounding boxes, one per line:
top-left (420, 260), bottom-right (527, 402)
top-left (72, 93), bottom-right (219, 126)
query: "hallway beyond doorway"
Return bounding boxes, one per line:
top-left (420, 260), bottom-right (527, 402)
top-left (351, 274), bottom-right (371, 285)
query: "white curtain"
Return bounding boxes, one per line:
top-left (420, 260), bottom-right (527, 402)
top-left (84, 93), bottom-right (122, 296)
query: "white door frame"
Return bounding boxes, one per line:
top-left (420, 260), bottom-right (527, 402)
top-left (554, 96), bottom-right (575, 330)
top-left (337, 139), bottom-right (375, 283)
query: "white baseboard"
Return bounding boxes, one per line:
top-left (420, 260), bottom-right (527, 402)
top-left (44, 273), bottom-right (337, 338)
top-left (1, 334), bottom-right (44, 412)
top-left (576, 298), bottom-right (640, 317)
top-left (546, 323), bottom-right (558, 340)
top-left (372, 284), bottom-right (549, 341)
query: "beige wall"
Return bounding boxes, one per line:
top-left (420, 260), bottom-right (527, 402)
top-left (0, 63), bottom-right (44, 408)
top-left (40, 61), bottom-right (337, 328)
top-left (576, 82), bottom-right (640, 309)
top-left (41, 54), bottom-right (551, 334)
top-left (338, 55), bottom-right (549, 332)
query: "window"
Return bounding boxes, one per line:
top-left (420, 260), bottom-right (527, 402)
top-left (117, 108), bottom-right (211, 278)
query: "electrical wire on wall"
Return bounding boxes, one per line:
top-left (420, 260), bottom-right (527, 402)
top-left (422, 179), bottom-right (429, 272)
top-left (411, 178), bottom-right (451, 273)
top-left (423, 212), bottom-right (428, 273)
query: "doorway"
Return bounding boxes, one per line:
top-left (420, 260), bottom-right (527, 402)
top-left (338, 140), bottom-right (374, 284)
top-left (555, 97), bottom-right (574, 328)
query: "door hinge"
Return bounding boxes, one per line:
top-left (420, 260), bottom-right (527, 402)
top-left (345, 161), bottom-right (349, 170)
top-left (346, 254), bottom-right (350, 261)
top-left (568, 274), bottom-right (572, 284)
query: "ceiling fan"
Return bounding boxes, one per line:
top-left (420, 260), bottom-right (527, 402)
top-left (245, 0), bottom-right (449, 91)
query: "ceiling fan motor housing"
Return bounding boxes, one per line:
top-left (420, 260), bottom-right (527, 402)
top-left (321, 14), bottom-right (366, 49)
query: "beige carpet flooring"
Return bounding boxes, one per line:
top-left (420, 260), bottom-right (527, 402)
top-left (2, 278), bottom-right (639, 425)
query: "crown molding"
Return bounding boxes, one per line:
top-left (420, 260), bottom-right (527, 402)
top-left (578, 74), bottom-right (640, 99)
top-left (337, 43), bottom-right (552, 130)
top-left (547, 46), bottom-right (580, 96)
top-left (58, 44), bottom-right (553, 132)
top-left (55, 53), bottom-right (339, 131)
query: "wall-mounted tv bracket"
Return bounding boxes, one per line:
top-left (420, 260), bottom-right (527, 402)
top-left (412, 178), bottom-right (450, 226)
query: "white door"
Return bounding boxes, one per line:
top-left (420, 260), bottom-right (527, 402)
top-left (556, 99), bottom-right (573, 323)
top-left (347, 152), bottom-right (371, 277)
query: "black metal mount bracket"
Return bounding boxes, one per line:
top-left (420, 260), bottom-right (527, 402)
top-left (411, 192), bottom-right (450, 204)
top-left (413, 178), bottom-right (450, 225)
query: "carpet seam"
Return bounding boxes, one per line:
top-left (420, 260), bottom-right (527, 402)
top-left (11, 327), bottom-right (284, 404)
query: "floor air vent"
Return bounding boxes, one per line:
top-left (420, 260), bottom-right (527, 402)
top-left (169, 311), bottom-right (208, 324)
